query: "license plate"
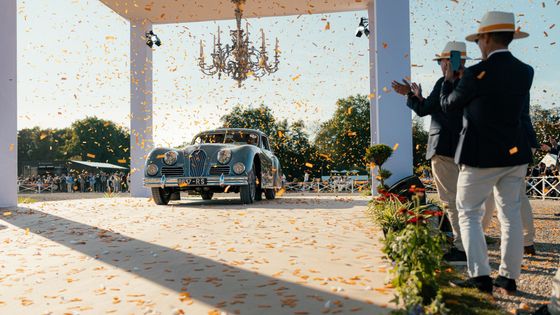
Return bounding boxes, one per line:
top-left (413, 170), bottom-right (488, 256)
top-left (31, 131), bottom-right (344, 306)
top-left (178, 178), bottom-right (207, 186)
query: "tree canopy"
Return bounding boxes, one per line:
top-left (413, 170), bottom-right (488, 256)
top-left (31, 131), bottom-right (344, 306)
top-left (18, 117), bottom-right (130, 166)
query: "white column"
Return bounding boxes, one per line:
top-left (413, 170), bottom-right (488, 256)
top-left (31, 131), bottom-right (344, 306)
top-left (368, 0), bottom-right (412, 187)
top-left (0, 0), bottom-right (17, 208)
top-left (130, 19), bottom-right (154, 198)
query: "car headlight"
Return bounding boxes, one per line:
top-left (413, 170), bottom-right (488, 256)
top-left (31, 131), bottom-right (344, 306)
top-left (163, 151), bottom-right (178, 165)
top-left (217, 149), bottom-right (232, 164)
top-left (146, 164), bottom-right (159, 176)
top-left (233, 162), bottom-right (246, 175)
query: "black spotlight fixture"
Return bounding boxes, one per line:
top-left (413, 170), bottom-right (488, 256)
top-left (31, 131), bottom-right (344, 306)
top-left (146, 30), bottom-right (162, 48)
top-left (355, 17), bottom-right (370, 38)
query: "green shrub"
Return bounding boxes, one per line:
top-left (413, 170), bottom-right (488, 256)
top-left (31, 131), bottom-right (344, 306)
top-left (365, 144), bottom-right (393, 166)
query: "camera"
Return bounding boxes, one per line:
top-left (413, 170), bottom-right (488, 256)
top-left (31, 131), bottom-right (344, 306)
top-left (146, 30), bottom-right (162, 48)
top-left (355, 18), bottom-right (370, 38)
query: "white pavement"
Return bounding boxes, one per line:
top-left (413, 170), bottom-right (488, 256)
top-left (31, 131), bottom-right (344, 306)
top-left (0, 195), bottom-right (394, 314)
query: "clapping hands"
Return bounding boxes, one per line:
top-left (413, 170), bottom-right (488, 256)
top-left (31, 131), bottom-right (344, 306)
top-left (391, 79), bottom-right (411, 95)
top-left (391, 79), bottom-right (424, 101)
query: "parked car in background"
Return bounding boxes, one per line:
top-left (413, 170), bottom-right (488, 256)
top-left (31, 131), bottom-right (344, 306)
top-left (144, 128), bottom-right (283, 205)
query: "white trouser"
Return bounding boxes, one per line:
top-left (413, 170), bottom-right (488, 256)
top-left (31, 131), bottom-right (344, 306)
top-left (431, 155), bottom-right (463, 251)
top-left (457, 164), bottom-right (527, 279)
top-left (551, 267), bottom-right (560, 315)
top-left (482, 182), bottom-right (535, 246)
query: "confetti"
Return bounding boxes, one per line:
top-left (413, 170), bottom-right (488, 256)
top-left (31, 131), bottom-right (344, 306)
top-left (477, 71), bottom-right (486, 79)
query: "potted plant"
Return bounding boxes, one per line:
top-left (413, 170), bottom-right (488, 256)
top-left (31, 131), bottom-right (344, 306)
top-left (365, 144), bottom-right (393, 191)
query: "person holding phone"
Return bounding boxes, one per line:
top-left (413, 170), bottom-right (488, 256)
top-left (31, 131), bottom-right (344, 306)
top-left (392, 41), bottom-right (469, 264)
top-left (440, 11), bottom-right (534, 294)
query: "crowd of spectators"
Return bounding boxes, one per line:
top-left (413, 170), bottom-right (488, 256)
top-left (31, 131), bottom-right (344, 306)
top-left (18, 171), bottom-right (130, 193)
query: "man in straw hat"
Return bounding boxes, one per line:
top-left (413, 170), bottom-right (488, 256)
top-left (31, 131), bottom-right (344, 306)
top-left (440, 11), bottom-right (535, 294)
top-left (392, 41), bottom-right (469, 265)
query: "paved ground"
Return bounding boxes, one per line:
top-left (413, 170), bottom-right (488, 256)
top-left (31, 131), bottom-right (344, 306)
top-left (0, 195), bottom-right (394, 315)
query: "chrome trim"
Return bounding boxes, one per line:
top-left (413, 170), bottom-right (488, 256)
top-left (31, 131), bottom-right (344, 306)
top-left (144, 176), bottom-right (248, 188)
top-left (189, 150), bottom-right (206, 177)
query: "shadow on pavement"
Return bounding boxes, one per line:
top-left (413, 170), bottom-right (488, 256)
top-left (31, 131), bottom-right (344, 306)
top-left (1, 204), bottom-right (391, 315)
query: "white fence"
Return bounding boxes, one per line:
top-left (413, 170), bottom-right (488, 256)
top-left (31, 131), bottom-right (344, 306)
top-left (284, 180), bottom-right (370, 194)
top-left (421, 176), bottom-right (560, 200)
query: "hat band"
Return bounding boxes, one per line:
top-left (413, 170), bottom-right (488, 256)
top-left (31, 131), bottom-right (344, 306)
top-left (440, 51), bottom-right (467, 57)
top-left (477, 23), bottom-right (515, 33)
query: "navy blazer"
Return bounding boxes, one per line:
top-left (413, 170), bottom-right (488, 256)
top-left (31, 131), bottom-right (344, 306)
top-left (440, 51), bottom-right (537, 168)
top-left (407, 77), bottom-right (463, 160)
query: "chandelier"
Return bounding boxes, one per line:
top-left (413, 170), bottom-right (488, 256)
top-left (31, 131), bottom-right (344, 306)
top-left (198, 0), bottom-right (280, 87)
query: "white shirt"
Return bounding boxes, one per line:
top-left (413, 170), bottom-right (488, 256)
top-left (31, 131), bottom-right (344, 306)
top-left (487, 48), bottom-right (509, 59)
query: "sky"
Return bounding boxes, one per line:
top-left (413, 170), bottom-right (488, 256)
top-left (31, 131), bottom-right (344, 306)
top-left (16, 0), bottom-right (560, 147)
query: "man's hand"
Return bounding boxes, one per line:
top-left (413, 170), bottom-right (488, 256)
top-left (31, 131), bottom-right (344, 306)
top-left (391, 79), bottom-right (411, 96)
top-left (411, 83), bottom-right (424, 101)
top-left (541, 143), bottom-right (551, 152)
top-left (443, 60), bottom-right (454, 82)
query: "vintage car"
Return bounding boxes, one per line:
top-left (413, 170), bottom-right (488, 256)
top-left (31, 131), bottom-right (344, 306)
top-left (144, 128), bottom-right (283, 205)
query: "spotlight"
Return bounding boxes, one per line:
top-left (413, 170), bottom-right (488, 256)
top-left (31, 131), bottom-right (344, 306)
top-left (146, 30), bottom-right (162, 48)
top-left (355, 17), bottom-right (370, 38)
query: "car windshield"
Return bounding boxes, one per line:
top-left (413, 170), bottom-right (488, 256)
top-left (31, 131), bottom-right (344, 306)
top-left (192, 131), bottom-right (260, 146)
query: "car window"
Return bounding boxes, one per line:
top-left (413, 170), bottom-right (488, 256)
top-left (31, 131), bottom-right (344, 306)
top-left (262, 136), bottom-right (271, 151)
top-left (193, 131), bottom-right (260, 146)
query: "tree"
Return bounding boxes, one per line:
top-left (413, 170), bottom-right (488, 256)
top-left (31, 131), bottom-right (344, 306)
top-left (18, 127), bottom-right (70, 163)
top-left (220, 104), bottom-right (317, 181)
top-left (63, 117), bottom-right (130, 165)
top-left (530, 105), bottom-right (560, 163)
top-left (314, 95), bottom-right (371, 172)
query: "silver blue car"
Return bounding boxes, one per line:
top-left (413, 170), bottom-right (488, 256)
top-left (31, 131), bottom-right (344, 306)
top-left (144, 128), bottom-right (283, 204)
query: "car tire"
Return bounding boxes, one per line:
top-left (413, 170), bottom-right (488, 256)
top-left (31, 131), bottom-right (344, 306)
top-left (254, 174), bottom-right (263, 201)
top-left (151, 187), bottom-right (171, 205)
top-left (201, 192), bottom-right (214, 200)
top-left (240, 167), bottom-right (256, 204)
top-left (264, 189), bottom-right (276, 200)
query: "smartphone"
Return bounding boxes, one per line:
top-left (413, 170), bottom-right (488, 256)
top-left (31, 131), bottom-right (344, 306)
top-left (450, 50), bottom-right (461, 72)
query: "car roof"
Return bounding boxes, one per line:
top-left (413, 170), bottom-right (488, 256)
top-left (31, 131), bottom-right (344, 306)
top-left (196, 128), bottom-right (267, 137)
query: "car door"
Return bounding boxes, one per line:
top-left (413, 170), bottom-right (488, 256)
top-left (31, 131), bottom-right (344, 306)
top-left (259, 136), bottom-right (275, 188)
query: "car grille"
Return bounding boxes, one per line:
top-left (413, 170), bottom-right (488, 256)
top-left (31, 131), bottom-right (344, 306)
top-left (161, 167), bottom-right (184, 177)
top-left (209, 165), bottom-right (230, 175)
top-left (189, 150), bottom-right (206, 177)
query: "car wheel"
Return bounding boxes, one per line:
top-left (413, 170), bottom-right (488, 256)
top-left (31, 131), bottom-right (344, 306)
top-left (240, 166), bottom-right (256, 204)
top-left (201, 192), bottom-right (214, 200)
top-left (264, 189), bottom-right (276, 200)
top-left (151, 187), bottom-right (171, 205)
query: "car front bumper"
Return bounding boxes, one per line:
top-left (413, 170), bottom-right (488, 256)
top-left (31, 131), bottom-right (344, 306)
top-left (143, 176), bottom-right (249, 188)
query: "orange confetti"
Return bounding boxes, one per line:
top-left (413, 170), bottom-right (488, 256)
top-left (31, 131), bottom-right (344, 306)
top-left (509, 147), bottom-right (518, 155)
top-left (117, 159), bottom-right (127, 164)
top-left (324, 21), bottom-right (330, 30)
top-left (305, 162), bottom-right (314, 168)
top-left (291, 74), bottom-right (301, 81)
top-left (477, 71), bottom-right (486, 79)
top-left (87, 153), bottom-right (96, 159)
top-left (39, 132), bottom-right (48, 140)
top-left (3, 212), bottom-right (12, 216)
top-left (393, 143), bottom-right (399, 151)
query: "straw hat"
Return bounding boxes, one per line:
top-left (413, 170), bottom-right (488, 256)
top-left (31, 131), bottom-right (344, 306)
top-left (465, 11), bottom-right (529, 42)
top-left (433, 41), bottom-right (470, 61)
